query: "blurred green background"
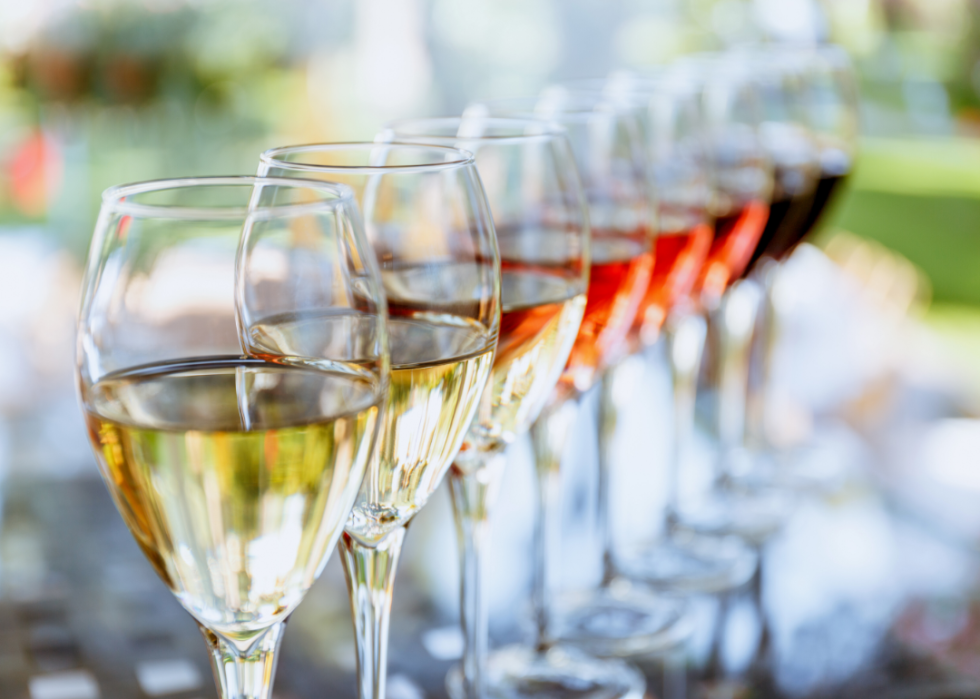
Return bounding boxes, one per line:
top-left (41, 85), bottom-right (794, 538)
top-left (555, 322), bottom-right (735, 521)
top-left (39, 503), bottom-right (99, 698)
top-left (2, 0), bottom-right (979, 285)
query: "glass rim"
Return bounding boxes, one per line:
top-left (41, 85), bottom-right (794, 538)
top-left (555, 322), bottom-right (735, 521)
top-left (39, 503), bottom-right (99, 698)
top-left (560, 73), bottom-right (675, 94)
top-left (101, 175), bottom-right (357, 221)
top-left (383, 116), bottom-right (567, 145)
top-left (470, 93), bottom-right (641, 124)
top-left (260, 141), bottom-right (476, 175)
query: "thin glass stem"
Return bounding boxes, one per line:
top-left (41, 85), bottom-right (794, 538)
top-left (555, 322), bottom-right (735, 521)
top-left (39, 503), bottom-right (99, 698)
top-left (749, 550), bottom-right (772, 674)
top-left (529, 398), bottom-right (579, 653)
top-left (745, 261), bottom-right (779, 453)
top-left (596, 372), bottom-right (618, 585)
top-left (339, 527), bottom-right (407, 699)
top-left (664, 309), bottom-right (707, 525)
top-left (714, 280), bottom-right (762, 481)
top-left (449, 451), bottom-right (507, 699)
top-left (200, 622), bottom-right (285, 699)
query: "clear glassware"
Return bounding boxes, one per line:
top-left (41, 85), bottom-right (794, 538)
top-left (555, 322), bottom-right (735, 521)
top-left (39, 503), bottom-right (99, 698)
top-left (743, 44), bottom-right (860, 490)
top-left (463, 91), bottom-right (678, 698)
top-left (651, 54), bottom-right (799, 550)
top-left (382, 117), bottom-right (590, 699)
top-left (579, 70), bottom-right (760, 596)
top-left (255, 143), bottom-right (501, 699)
top-left (76, 176), bottom-right (388, 699)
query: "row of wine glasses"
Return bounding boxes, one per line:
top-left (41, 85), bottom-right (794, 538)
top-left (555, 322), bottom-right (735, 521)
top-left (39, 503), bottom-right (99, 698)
top-left (75, 41), bottom-right (858, 699)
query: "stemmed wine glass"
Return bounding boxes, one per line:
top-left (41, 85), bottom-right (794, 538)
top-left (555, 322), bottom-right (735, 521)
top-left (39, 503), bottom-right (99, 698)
top-left (381, 117), bottom-right (590, 699)
top-left (743, 44), bottom-right (860, 484)
top-left (467, 90), bottom-right (683, 698)
top-left (659, 54), bottom-right (800, 547)
top-left (798, 45), bottom-right (858, 245)
top-left (580, 69), bottom-right (761, 596)
top-left (252, 143), bottom-right (500, 699)
top-left (77, 176), bottom-right (388, 699)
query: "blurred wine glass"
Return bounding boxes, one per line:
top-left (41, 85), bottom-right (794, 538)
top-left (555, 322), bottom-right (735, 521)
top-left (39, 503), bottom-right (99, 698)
top-left (575, 69), bottom-right (761, 598)
top-left (383, 116), bottom-right (589, 699)
top-left (463, 90), bottom-right (675, 699)
top-left (743, 44), bottom-right (860, 488)
top-left (254, 143), bottom-right (500, 699)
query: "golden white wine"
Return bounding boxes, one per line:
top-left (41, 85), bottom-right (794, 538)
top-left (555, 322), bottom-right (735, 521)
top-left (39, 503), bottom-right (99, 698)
top-left (82, 357), bottom-right (381, 637)
top-left (347, 317), bottom-right (493, 543)
top-left (457, 270), bottom-right (585, 470)
top-left (245, 311), bottom-right (495, 546)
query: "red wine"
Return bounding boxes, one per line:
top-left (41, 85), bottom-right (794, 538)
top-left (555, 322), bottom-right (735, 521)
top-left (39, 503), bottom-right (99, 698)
top-left (562, 229), bottom-right (653, 393)
top-left (632, 223), bottom-right (712, 340)
top-left (744, 165), bottom-right (817, 274)
top-left (785, 172), bottom-right (847, 256)
top-left (747, 157), bottom-right (851, 269)
top-left (698, 200), bottom-right (769, 302)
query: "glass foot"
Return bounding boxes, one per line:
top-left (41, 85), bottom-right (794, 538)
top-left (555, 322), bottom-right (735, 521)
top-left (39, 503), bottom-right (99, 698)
top-left (673, 483), bottom-right (795, 545)
top-left (617, 530), bottom-right (758, 594)
top-left (550, 581), bottom-right (690, 658)
top-left (447, 644), bottom-right (645, 699)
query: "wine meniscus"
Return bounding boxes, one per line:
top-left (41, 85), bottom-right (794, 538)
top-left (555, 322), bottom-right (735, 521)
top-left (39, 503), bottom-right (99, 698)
top-left (82, 357), bottom-right (382, 638)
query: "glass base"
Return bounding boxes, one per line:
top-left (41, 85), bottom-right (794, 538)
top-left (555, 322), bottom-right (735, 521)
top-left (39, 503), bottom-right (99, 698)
top-left (673, 483), bottom-right (795, 545)
top-left (447, 644), bottom-right (645, 699)
top-left (550, 581), bottom-right (690, 658)
top-left (617, 530), bottom-right (758, 595)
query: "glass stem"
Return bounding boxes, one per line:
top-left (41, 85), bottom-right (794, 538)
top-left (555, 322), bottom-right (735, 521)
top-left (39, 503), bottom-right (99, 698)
top-left (597, 370), bottom-right (618, 585)
top-left (745, 260), bottom-right (779, 452)
top-left (749, 549), bottom-right (771, 673)
top-left (200, 622), bottom-right (285, 699)
top-left (339, 527), bottom-right (407, 699)
top-left (715, 280), bottom-right (762, 481)
top-left (530, 398), bottom-right (579, 653)
top-left (664, 309), bottom-right (707, 527)
top-left (449, 452), bottom-right (507, 699)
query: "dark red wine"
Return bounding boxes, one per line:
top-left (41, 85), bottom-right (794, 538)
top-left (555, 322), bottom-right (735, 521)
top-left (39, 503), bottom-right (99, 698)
top-left (748, 148), bottom-right (852, 269)
top-left (784, 172), bottom-right (847, 255)
top-left (744, 164), bottom-right (817, 275)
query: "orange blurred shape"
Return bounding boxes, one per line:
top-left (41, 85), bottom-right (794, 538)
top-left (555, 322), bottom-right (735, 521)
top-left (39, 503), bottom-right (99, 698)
top-left (8, 131), bottom-right (62, 217)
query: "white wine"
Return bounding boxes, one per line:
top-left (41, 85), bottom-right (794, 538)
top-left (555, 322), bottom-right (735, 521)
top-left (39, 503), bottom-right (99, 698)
top-left (246, 310), bottom-right (495, 546)
top-left (82, 357), bottom-right (381, 638)
top-left (348, 316), bottom-right (493, 543)
top-left (457, 270), bottom-right (585, 469)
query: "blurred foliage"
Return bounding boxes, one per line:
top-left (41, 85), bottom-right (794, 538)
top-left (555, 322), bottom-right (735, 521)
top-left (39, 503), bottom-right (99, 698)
top-left (822, 187), bottom-right (980, 305)
top-left (0, 0), bottom-right (979, 303)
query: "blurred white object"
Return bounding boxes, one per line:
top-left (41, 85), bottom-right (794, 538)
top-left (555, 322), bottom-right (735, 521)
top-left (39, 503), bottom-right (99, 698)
top-left (0, 231), bottom-right (80, 412)
top-left (0, 231), bottom-right (88, 476)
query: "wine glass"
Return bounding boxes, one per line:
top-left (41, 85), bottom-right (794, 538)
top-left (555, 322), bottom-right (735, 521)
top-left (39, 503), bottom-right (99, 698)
top-left (798, 45), bottom-right (858, 247)
top-left (570, 69), bottom-right (761, 597)
top-left (76, 176), bottom-right (388, 699)
top-left (467, 90), bottom-right (678, 697)
top-left (381, 117), bottom-right (590, 699)
top-left (743, 44), bottom-right (860, 488)
top-left (253, 143), bottom-right (500, 699)
top-left (643, 54), bottom-right (799, 550)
